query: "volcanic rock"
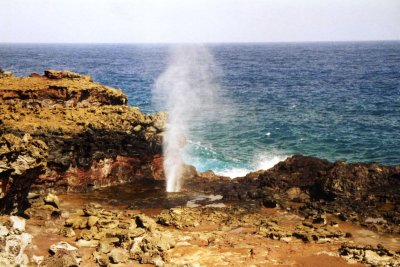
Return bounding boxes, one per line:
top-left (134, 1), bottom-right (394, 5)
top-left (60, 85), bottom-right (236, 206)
top-left (49, 241), bottom-right (78, 255)
top-left (207, 155), bottom-right (400, 234)
top-left (0, 70), bottom-right (167, 196)
top-left (41, 249), bottom-right (81, 267)
top-left (44, 70), bottom-right (86, 80)
top-left (339, 244), bottom-right (400, 266)
top-left (0, 133), bottom-right (48, 214)
top-left (43, 193), bottom-right (60, 209)
top-left (0, 216), bottom-right (32, 266)
top-left (109, 248), bottom-right (129, 263)
top-left (0, 69), bottom-right (13, 78)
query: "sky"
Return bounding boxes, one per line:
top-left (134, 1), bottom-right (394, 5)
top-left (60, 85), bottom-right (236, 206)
top-left (0, 0), bottom-right (399, 43)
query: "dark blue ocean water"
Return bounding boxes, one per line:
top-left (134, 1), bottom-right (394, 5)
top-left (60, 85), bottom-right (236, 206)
top-left (1, 42), bottom-right (399, 176)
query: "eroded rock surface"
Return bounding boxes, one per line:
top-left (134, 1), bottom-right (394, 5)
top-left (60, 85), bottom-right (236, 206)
top-left (0, 70), bottom-right (126, 107)
top-left (0, 216), bottom-right (32, 266)
top-left (0, 134), bottom-right (47, 214)
top-left (188, 155), bottom-right (400, 234)
top-left (0, 70), bottom-right (166, 195)
top-left (339, 244), bottom-right (400, 266)
top-left (1, 69), bottom-right (399, 266)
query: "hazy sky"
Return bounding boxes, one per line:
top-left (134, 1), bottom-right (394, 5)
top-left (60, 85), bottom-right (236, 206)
top-left (1, 0), bottom-right (399, 43)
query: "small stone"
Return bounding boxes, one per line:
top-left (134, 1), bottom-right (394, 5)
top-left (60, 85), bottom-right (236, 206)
top-left (281, 236), bottom-right (292, 242)
top-left (97, 219), bottom-right (119, 229)
top-left (65, 217), bottom-right (88, 229)
top-left (152, 256), bottom-right (166, 266)
top-left (135, 214), bottom-right (157, 231)
top-left (130, 228), bottom-right (146, 238)
top-left (44, 193), bottom-right (60, 209)
top-left (0, 225), bottom-right (9, 237)
top-left (97, 241), bottom-right (111, 254)
top-left (77, 229), bottom-right (95, 241)
top-left (83, 203), bottom-right (102, 216)
top-left (88, 216), bottom-right (99, 227)
top-left (133, 125), bottom-right (142, 132)
top-left (41, 250), bottom-right (80, 267)
top-left (118, 221), bottom-right (133, 229)
top-left (61, 211), bottom-right (70, 219)
top-left (49, 241), bottom-right (77, 255)
top-left (94, 252), bottom-right (110, 267)
top-left (76, 239), bottom-right (99, 248)
top-left (32, 255), bottom-right (44, 266)
top-left (109, 248), bottom-right (129, 264)
top-left (10, 216), bottom-right (25, 232)
top-left (60, 227), bottom-right (76, 237)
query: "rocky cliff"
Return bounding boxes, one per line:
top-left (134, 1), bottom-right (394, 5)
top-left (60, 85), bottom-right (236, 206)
top-left (0, 70), bottom-right (166, 201)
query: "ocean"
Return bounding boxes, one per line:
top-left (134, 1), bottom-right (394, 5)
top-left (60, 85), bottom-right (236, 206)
top-left (1, 42), bottom-right (399, 176)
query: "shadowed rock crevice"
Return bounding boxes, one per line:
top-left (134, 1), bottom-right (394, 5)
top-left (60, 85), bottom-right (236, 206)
top-left (0, 134), bottom-right (47, 215)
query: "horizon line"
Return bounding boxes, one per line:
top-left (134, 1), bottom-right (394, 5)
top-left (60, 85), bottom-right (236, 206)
top-left (1, 39), bottom-right (399, 45)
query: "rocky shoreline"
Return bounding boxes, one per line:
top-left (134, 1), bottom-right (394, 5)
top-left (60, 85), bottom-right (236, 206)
top-left (1, 70), bottom-right (399, 266)
top-left (1, 70), bottom-right (165, 213)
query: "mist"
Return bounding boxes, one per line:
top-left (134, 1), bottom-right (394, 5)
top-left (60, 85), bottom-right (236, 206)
top-left (153, 45), bottom-right (227, 192)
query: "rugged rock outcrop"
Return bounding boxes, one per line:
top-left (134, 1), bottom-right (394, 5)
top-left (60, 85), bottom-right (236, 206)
top-left (0, 70), bottom-right (166, 196)
top-left (0, 69), bottom-right (126, 107)
top-left (186, 155), bottom-right (400, 234)
top-left (0, 134), bottom-right (47, 214)
top-left (339, 244), bottom-right (400, 266)
top-left (248, 155), bottom-right (400, 200)
top-left (57, 203), bottom-right (176, 266)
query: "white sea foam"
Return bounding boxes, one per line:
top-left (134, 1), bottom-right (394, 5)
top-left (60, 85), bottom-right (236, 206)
top-left (214, 168), bottom-right (251, 178)
top-left (255, 153), bottom-right (288, 170)
top-left (214, 152), bottom-right (288, 178)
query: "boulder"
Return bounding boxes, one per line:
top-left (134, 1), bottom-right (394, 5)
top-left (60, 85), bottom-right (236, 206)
top-left (109, 248), bottom-right (129, 264)
top-left (60, 227), bottom-right (76, 237)
top-left (49, 241), bottom-right (78, 255)
top-left (44, 70), bottom-right (85, 79)
top-left (0, 69), bottom-right (13, 78)
top-left (40, 249), bottom-right (80, 267)
top-left (339, 244), bottom-right (400, 266)
top-left (44, 193), bottom-right (60, 209)
top-left (10, 216), bottom-right (26, 232)
top-left (135, 214), bottom-right (157, 231)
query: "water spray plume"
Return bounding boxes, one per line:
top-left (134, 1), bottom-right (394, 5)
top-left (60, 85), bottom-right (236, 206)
top-left (153, 45), bottom-right (223, 192)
